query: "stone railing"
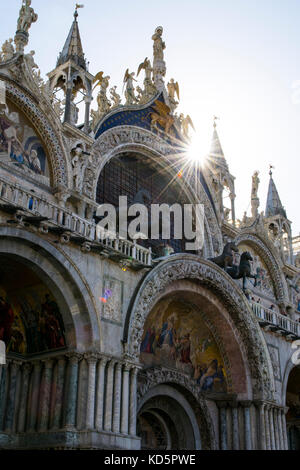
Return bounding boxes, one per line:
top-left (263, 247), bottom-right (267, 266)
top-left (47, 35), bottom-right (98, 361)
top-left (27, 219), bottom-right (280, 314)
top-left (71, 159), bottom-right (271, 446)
top-left (0, 176), bottom-right (152, 266)
top-left (251, 302), bottom-right (300, 338)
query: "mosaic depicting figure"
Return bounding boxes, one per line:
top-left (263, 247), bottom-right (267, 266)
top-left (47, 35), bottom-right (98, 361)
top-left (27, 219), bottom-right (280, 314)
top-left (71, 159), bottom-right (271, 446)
top-left (140, 299), bottom-right (227, 394)
top-left (0, 101), bottom-right (49, 179)
top-left (0, 285), bottom-right (66, 355)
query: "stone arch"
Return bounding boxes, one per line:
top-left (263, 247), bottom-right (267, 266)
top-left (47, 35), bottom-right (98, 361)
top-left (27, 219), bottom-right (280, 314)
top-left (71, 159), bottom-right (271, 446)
top-left (0, 226), bottom-right (100, 352)
top-left (93, 126), bottom-right (222, 256)
top-left (4, 80), bottom-right (70, 188)
top-left (137, 373), bottom-right (217, 449)
top-left (235, 232), bottom-right (289, 303)
top-left (124, 254), bottom-right (275, 401)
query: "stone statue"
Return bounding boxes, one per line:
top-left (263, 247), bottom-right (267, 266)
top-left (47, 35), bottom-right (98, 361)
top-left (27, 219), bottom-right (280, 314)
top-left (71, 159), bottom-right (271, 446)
top-left (167, 78), bottom-right (179, 112)
top-left (25, 50), bottom-right (38, 72)
top-left (70, 100), bottom-right (79, 125)
top-left (123, 69), bottom-right (138, 105)
top-left (251, 171), bottom-right (260, 199)
top-left (136, 86), bottom-right (143, 102)
top-left (167, 79), bottom-right (179, 102)
top-left (137, 57), bottom-right (156, 104)
top-left (152, 26), bottom-right (165, 62)
top-left (96, 75), bottom-right (111, 115)
top-left (72, 146), bottom-right (87, 192)
top-left (109, 86), bottom-right (121, 108)
top-left (180, 114), bottom-right (195, 139)
top-left (0, 39), bottom-right (15, 62)
top-left (251, 171), bottom-right (260, 218)
top-left (17, 0), bottom-right (38, 33)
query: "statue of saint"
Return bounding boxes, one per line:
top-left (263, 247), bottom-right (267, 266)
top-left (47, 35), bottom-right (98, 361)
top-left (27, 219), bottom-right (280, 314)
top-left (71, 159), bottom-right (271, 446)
top-left (152, 26), bottom-right (165, 62)
top-left (17, 0), bottom-right (38, 33)
top-left (251, 171), bottom-right (260, 199)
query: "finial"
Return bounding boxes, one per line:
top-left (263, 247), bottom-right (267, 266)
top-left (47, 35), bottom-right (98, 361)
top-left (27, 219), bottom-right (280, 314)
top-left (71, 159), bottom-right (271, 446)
top-left (213, 116), bottom-right (219, 128)
top-left (75, 3), bottom-right (84, 18)
top-left (269, 164), bottom-right (275, 177)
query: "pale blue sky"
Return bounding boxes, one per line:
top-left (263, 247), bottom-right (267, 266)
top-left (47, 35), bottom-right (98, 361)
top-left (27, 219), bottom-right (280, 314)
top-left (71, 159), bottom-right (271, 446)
top-left (2, 0), bottom-right (300, 234)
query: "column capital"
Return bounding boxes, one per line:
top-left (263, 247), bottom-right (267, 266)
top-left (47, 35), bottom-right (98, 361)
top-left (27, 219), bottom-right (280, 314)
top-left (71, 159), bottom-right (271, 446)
top-left (239, 400), bottom-right (253, 408)
top-left (66, 352), bottom-right (82, 364)
top-left (115, 362), bottom-right (122, 372)
top-left (23, 363), bottom-right (32, 373)
top-left (84, 352), bottom-right (99, 364)
top-left (216, 401), bottom-right (228, 409)
top-left (42, 358), bottom-right (54, 368)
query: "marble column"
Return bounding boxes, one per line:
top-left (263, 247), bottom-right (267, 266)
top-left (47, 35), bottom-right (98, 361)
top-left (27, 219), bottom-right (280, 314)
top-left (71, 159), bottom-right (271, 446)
top-left (228, 402), bottom-right (239, 450)
top-left (39, 359), bottom-right (54, 432)
top-left (269, 407), bottom-right (276, 450)
top-left (277, 407), bottom-right (284, 450)
top-left (241, 401), bottom-right (252, 450)
top-left (28, 361), bottom-right (42, 432)
top-left (95, 358), bottom-right (107, 431)
top-left (52, 357), bottom-right (66, 429)
top-left (121, 365), bottom-right (130, 435)
top-left (218, 402), bottom-right (228, 450)
top-left (85, 353), bottom-right (98, 430)
top-left (5, 361), bottom-right (20, 432)
top-left (281, 407), bottom-right (289, 450)
top-left (255, 401), bottom-right (266, 450)
top-left (264, 405), bottom-right (271, 450)
top-left (104, 360), bottom-right (115, 432)
top-left (273, 408), bottom-right (280, 450)
top-left (112, 363), bottom-right (122, 434)
top-left (0, 363), bottom-right (7, 431)
top-left (17, 363), bottom-right (32, 433)
top-left (64, 354), bottom-right (80, 429)
top-left (129, 367), bottom-right (138, 436)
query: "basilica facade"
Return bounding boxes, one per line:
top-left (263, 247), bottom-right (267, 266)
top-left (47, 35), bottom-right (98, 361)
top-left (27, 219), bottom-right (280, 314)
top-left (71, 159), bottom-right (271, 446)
top-left (0, 3), bottom-right (299, 450)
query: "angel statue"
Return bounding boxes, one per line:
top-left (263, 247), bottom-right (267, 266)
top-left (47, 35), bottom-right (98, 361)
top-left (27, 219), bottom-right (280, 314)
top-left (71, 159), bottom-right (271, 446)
top-left (17, 0), bottom-right (38, 33)
top-left (93, 71), bottom-right (111, 115)
top-left (0, 39), bottom-right (14, 62)
top-left (137, 57), bottom-right (152, 81)
top-left (137, 57), bottom-right (157, 103)
top-left (167, 79), bottom-right (179, 112)
top-left (152, 26), bottom-right (166, 62)
top-left (180, 113), bottom-right (195, 139)
top-left (109, 86), bottom-right (121, 108)
top-left (123, 69), bottom-right (138, 105)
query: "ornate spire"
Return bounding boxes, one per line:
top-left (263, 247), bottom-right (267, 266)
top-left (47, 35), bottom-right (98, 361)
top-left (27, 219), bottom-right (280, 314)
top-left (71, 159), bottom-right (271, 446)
top-left (209, 117), bottom-right (228, 170)
top-left (265, 166), bottom-right (287, 218)
top-left (57, 6), bottom-right (86, 70)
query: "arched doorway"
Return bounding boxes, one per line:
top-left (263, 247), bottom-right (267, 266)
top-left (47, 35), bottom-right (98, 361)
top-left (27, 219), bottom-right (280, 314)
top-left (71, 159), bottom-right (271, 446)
top-left (286, 366), bottom-right (300, 450)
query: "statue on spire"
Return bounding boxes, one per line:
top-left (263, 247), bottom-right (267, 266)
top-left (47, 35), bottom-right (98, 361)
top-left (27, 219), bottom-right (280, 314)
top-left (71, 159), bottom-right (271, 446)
top-left (251, 171), bottom-right (260, 218)
top-left (152, 26), bottom-right (165, 61)
top-left (152, 26), bottom-right (166, 91)
top-left (15, 0), bottom-right (38, 53)
top-left (17, 0), bottom-right (38, 34)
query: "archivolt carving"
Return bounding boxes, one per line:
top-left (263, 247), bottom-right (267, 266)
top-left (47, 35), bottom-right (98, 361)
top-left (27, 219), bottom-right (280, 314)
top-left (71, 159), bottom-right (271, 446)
top-left (4, 81), bottom-right (69, 188)
top-left (137, 366), bottom-right (216, 449)
top-left (126, 255), bottom-right (275, 400)
top-left (235, 232), bottom-right (289, 303)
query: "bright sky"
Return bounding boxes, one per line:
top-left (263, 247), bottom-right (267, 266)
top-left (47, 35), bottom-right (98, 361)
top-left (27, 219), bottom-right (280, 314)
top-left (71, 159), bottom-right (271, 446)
top-left (2, 0), bottom-right (300, 234)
